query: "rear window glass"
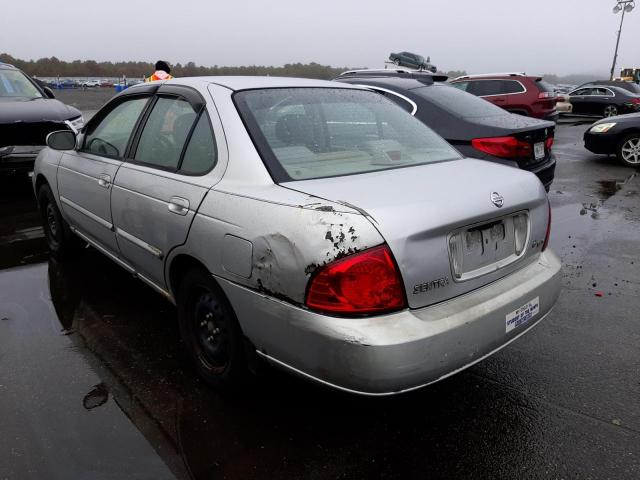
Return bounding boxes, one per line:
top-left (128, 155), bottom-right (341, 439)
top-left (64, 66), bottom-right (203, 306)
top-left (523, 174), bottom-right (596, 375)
top-left (536, 80), bottom-right (555, 93)
top-left (234, 88), bottom-right (460, 182)
top-left (415, 85), bottom-right (508, 118)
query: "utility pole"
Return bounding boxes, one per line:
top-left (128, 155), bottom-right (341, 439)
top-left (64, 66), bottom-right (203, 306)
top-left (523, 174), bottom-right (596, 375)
top-left (610, 0), bottom-right (635, 80)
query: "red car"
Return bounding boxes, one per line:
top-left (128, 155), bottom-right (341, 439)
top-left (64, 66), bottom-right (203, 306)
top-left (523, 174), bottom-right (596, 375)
top-left (450, 73), bottom-right (559, 122)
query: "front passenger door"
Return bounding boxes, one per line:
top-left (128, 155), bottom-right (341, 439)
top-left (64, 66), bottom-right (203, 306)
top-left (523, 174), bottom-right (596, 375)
top-left (57, 95), bottom-right (150, 254)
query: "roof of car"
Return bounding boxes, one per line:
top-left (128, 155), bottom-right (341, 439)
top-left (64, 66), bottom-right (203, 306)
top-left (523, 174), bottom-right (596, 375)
top-left (0, 62), bottom-right (17, 69)
top-left (132, 76), bottom-right (361, 91)
top-left (336, 76), bottom-right (440, 91)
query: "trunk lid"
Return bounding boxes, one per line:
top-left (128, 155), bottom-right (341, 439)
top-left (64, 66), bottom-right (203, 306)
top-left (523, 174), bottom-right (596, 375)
top-left (284, 158), bottom-right (549, 309)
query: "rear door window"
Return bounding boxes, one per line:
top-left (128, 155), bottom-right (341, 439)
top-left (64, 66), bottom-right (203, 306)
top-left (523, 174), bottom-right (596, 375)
top-left (133, 97), bottom-right (197, 170)
top-left (499, 80), bottom-right (525, 94)
top-left (467, 80), bottom-right (504, 96)
top-left (180, 111), bottom-right (218, 174)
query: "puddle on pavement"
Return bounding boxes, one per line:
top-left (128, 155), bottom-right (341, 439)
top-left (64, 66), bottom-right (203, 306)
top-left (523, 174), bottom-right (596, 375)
top-left (595, 173), bottom-right (637, 201)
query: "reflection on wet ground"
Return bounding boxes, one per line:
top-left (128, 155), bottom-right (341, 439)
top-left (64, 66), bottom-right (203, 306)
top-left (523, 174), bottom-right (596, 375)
top-left (0, 175), bottom-right (48, 269)
top-left (1, 123), bottom-right (639, 479)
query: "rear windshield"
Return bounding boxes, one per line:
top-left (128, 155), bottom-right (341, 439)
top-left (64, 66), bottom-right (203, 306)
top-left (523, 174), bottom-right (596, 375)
top-left (234, 88), bottom-right (460, 182)
top-left (536, 80), bottom-right (555, 93)
top-left (414, 84), bottom-right (508, 118)
top-left (0, 69), bottom-right (43, 99)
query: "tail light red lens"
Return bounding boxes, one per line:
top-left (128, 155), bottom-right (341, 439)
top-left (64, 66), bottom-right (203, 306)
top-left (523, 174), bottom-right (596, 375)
top-left (542, 200), bottom-right (551, 252)
top-left (631, 98), bottom-right (640, 104)
top-left (538, 92), bottom-right (555, 99)
top-left (545, 135), bottom-right (554, 150)
top-left (305, 245), bottom-right (406, 315)
top-left (471, 136), bottom-right (532, 159)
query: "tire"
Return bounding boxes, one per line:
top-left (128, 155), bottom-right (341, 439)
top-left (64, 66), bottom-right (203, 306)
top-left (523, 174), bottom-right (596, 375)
top-left (616, 134), bottom-right (640, 167)
top-left (38, 184), bottom-right (77, 256)
top-left (177, 268), bottom-right (247, 389)
top-left (604, 105), bottom-right (618, 117)
top-left (393, 59), bottom-right (401, 66)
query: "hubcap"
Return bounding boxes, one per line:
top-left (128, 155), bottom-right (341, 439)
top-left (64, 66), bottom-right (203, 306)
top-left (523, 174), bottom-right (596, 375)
top-left (192, 292), bottom-right (229, 373)
top-left (621, 138), bottom-right (640, 164)
top-left (605, 106), bottom-right (617, 117)
top-left (46, 203), bottom-right (58, 237)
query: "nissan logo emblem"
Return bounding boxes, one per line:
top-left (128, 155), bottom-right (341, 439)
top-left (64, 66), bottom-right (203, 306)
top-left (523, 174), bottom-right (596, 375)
top-left (491, 192), bottom-right (504, 208)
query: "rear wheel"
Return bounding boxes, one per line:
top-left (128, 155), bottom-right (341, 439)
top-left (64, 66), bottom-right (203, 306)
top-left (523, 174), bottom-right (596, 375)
top-left (604, 105), bottom-right (618, 117)
top-left (177, 268), bottom-right (247, 389)
top-left (393, 58), bottom-right (401, 66)
top-left (616, 134), bottom-right (640, 167)
top-left (38, 184), bottom-right (77, 256)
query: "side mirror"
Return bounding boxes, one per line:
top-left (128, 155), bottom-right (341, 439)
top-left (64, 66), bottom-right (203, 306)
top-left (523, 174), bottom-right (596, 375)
top-left (46, 130), bottom-right (77, 151)
top-left (43, 87), bottom-right (56, 99)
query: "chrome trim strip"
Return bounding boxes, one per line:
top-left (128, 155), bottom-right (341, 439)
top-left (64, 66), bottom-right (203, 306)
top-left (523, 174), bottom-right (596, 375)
top-left (60, 195), bottom-right (113, 231)
top-left (136, 272), bottom-right (173, 300)
top-left (256, 310), bottom-right (550, 397)
top-left (115, 227), bottom-right (163, 259)
top-left (70, 227), bottom-right (135, 273)
top-left (354, 84), bottom-right (418, 115)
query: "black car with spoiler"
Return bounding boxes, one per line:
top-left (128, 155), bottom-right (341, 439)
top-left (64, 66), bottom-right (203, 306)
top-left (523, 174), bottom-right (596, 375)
top-left (0, 62), bottom-right (84, 174)
top-left (334, 69), bottom-right (556, 190)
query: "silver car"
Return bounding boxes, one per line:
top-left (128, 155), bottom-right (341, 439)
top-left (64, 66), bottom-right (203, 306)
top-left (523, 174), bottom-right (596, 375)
top-left (33, 76), bottom-right (561, 395)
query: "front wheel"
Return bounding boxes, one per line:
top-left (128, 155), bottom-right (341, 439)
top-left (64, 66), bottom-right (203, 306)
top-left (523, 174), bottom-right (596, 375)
top-left (38, 184), bottom-right (77, 256)
top-left (616, 134), bottom-right (640, 167)
top-left (177, 268), bottom-right (247, 389)
top-left (604, 104), bottom-right (618, 117)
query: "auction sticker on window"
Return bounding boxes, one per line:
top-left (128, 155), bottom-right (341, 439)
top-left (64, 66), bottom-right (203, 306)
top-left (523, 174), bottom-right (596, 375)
top-left (506, 297), bottom-right (539, 333)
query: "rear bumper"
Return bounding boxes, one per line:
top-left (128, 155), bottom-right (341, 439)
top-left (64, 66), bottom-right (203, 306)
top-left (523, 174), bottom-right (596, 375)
top-left (219, 250), bottom-right (562, 395)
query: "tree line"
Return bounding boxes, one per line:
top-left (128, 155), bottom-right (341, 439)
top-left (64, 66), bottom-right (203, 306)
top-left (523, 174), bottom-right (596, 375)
top-left (0, 53), bottom-right (352, 79)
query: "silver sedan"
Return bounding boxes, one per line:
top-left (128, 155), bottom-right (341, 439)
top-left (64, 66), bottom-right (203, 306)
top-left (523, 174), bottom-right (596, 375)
top-left (33, 76), bottom-right (561, 395)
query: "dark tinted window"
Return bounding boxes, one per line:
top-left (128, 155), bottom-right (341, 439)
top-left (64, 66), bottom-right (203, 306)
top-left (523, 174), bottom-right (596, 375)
top-left (84, 97), bottom-right (148, 158)
top-left (180, 112), bottom-right (217, 174)
top-left (134, 97), bottom-right (197, 170)
top-left (414, 85), bottom-right (509, 118)
top-left (571, 88), bottom-right (592, 96)
top-left (498, 80), bottom-right (526, 94)
top-left (467, 80), bottom-right (504, 96)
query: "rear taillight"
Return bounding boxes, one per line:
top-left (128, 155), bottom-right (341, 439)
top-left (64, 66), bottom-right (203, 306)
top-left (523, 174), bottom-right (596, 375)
top-left (471, 136), bottom-right (532, 159)
top-left (631, 98), bottom-right (640, 104)
top-left (538, 92), bottom-right (555, 99)
top-left (545, 136), bottom-right (554, 150)
top-left (305, 245), bottom-right (406, 315)
top-left (542, 200), bottom-right (551, 252)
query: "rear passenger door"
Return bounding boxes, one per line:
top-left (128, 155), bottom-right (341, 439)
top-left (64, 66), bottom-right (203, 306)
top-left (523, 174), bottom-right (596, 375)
top-left (569, 88), bottom-right (592, 114)
top-left (110, 85), bottom-right (220, 291)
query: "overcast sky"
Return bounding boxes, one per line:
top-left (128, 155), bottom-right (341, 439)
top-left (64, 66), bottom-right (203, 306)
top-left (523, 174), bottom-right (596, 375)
top-left (2, 0), bottom-right (638, 75)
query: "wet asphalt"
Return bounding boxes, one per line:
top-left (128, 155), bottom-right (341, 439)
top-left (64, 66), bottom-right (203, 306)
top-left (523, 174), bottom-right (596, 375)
top-left (1, 119), bottom-right (639, 480)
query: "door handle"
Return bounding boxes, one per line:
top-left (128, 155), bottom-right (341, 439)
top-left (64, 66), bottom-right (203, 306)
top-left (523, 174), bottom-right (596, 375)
top-left (168, 196), bottom-right (190, 216)
top-left (97, 174), bottom-right (111, 188)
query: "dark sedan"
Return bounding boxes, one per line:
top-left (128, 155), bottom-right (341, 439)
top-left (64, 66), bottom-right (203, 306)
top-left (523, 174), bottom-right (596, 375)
top-left (584, 113), bottom-right (640, 167)
top-left (335, 72), bottom-right (556, 190)
top-left (568, 85), bottom-right (640, 118)
top-left (0, 62), bottom-right (83, 174)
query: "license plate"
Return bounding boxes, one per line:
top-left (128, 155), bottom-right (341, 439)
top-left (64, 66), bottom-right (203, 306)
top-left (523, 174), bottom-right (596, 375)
top-left (506, 297), bottom-right (539, 333)
top-left (534, 142), bottom-right (545, 160)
